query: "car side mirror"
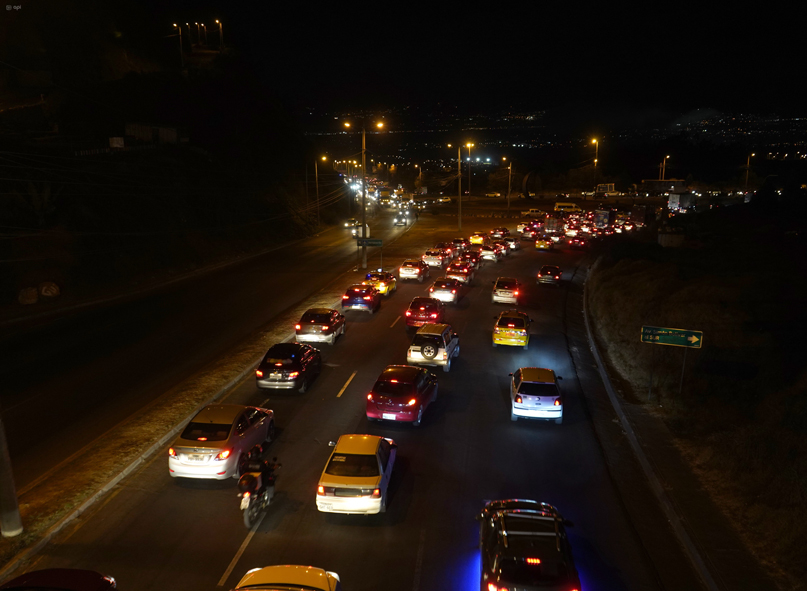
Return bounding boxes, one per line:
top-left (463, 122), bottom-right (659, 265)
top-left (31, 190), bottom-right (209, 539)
top-left (328, 441), bottom-right (336, 447)
top-left (508, 373), bottom-right (514, 376)
top-left (475, 513), bottom-right (484, 522)
top-left (557, 376), bottom-right (563, 380)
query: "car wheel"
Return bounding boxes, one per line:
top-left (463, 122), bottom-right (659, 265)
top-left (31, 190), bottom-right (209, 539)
top-left (380, 493), bottom-right (387, 513)
top-left (511, 411), bottom-right (518, 422)
top-left (368, 306), bottom-right (374, 315)
top-left (443, 359), bottom-right (451, 373)
top-left (418, 275), bottom-right (424, 283)
top-left (523, 342), bottom-right (529, 350)
top-left (237, 453), bottom-right (249, 477)
top-left (412, 408), bottom-right (423, 427)
top-left (298, 377), bottom-right (308, 394)
top-left (492, 342), bottom-right (497, 347)
top-left (453, 345), bottom-right (460, 358)
top-left (341, 324), bottom-right (347, 337)
top-left (329, 333), bottom-right (337, 345)
top-left (265, 421), bottom-right (276, 443)
top-left (422, 344), bottom-right (438, 359)
top-left (555, 417), bottom-right (563, 425)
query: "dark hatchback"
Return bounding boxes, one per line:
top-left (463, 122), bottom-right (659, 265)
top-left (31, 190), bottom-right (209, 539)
top-left (366, 365), bottom-right (438, 426)
top-left (342, 284), bottom-right (381, 314)
top-left (478, 499), bottom-right (581, 591)
top-left (405, 297), bottom-right (446, 328)
top-left (255, 342), bottom-right (322, 393)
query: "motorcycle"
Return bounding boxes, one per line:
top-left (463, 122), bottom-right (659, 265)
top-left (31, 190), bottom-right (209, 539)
top-left (237, 459), bottom-right (279, 528)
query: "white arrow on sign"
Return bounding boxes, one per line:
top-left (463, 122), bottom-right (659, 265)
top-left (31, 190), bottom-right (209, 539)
top-left (687, 335), bottom-right (700, 343)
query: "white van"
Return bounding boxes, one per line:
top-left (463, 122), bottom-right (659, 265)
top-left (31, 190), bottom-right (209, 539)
top-left (554, 202), bottom-right (582, 213)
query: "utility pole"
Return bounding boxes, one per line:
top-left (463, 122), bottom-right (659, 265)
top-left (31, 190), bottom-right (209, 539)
top-left (0, 411), bottom-right (23, 538)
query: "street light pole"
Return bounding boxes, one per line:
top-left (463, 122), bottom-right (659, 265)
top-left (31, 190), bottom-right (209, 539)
top-left (661, 155), bottom-right (670, 181)
top-left (448, 144), bottom-right (462, 231)
top-left (745, 153), bottom-right (755, 191)
top-left (201, 23), bottom-right (207, 45)
top-left (466, 143), bottom-right (474, 202)
top-left (315, 156), bottom-right (326, 228)
top-left (592, 139), bottom-right (598, 167)
top-left (172, 24), bottom-right (184, 68)
top-left (216, 19), bottom-right (224, 51)
top-left (504, 157), bottom-right (512, 214)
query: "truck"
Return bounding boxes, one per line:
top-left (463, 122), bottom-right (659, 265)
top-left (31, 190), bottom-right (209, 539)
top-left (544, 217), bottom-right (564, 234)
top-left (629, 205), bottom-right (650, 227)
top-left (596, 183), bottom-right (620, 197)
top-left (594, 209), bottom-right (615, 229)
top-left (668, 193), bottom-right (695, 211)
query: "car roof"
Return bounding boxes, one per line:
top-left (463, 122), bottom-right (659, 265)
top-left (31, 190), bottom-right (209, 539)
top-left (346, 284), bottom-right (373, 291)
top-left (499, 309), bottom-right (527, 319)
top-left (192, 404), bottom-right (248, 424)
top-left (235, 565), bottom-right (337, 589)
top-left (380, 364), bottom-right (424, 381)
top-left (496, 277), bottom-right (518, 283)
top-left (402, 259), bottom-right (421, 264)
top-left (266, 342), bottom-right (307, 356)
top-left (416, 323), bottom-right (450, 336)
top-left (540, 265), bottom-right (561, 272)
top-left (518, 367), bottom-right (557, 383)
top-left (334, 433), bottom-right (383, 455)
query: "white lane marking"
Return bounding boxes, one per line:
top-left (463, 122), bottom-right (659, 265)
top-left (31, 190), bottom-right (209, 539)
top-left (217, 511), bottom-right (267, 586)
top-left (260, 397), bottom-right (270, 407)
top-left (336, 370), bottom-right (357, 398)
top-left (412, 528), bottom-right (426, 591)
top-left (390, 315), bottom-right (401, 328)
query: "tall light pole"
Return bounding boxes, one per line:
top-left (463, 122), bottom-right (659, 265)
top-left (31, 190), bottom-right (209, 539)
top-left (660, 155), bottom-right (670, 181)
top-left (466, 143), bottom-right (474, 201)
top-left (345, 120), bottom-right (384, 269)
top-left (315, 155), bottom-right (326, 227)
top-left (745, 153), bottom-right (755, 191)
top-left (215, 19), bottom-right (224, 51)
top-left (503, 157), bottom-right (512, 214)
top-left (172, 24), bottom-right (184, 68)
top-left (592, 138), bottom-right (598, 167)
top-left (201, 23), bottom-right (207, 45)
top-left (447, 144), bottom-right (462, 231)
top-left (194, 23), bottom-right (200, 45)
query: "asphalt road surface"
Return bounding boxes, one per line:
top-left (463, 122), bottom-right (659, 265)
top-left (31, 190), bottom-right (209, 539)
top-left (10, 208), bottom-right (707, 590)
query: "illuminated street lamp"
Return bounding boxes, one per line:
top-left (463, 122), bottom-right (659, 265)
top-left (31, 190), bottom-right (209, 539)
top-left (315, 155), bottom-right (327, 227)
top-left (745, 153), bottom-right (755, 191)
top-left (344, 120), bottom-right (384, 269)
top-left (215, 19), bottom-right (224, 51)
top-left (659, 155), bottom-right (670, 181)
top-left (194, 23), bottom-right (200, 45)
top-left (466, 143), bottom-right (474, 201)
top-left (447, 144), bottom-right (462, 230)
top-left (201, 23), bottom-right (207, 45)
top-left (592, 139), bottom-right (598, 167)
top-left (172, 24), bottom-right (184, 68)
top-left (503, 157), bottom-right (513, 213)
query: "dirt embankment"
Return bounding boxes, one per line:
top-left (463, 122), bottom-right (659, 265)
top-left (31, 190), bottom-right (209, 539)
top-left (587, 200), bottom-right (807, 589)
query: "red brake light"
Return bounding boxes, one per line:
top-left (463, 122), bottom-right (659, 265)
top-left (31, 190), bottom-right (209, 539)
top-left (390, 379), bottom-right (398, 383)
top-left (168, 447), bottom-right (177, 458)
top-left (430, 313), bottom-right (438, 318)
top-left (515, 395), bottom-right (522, 403)
top-left (243, 491), bottom-right (250, 499)
top-left (367, 393), bottom-right (373, 400)
top-left (405, 311), bottom-right (411, 316)
top-left (525, 557), bottom-right (541, 564)
top-left (554, 399), bottom-right (562, 406)
top-left (317, 486), bottom-right (325, 495)
top-left (255, 370), bottom-right (264, 378)
top-left (508, 323), bottom-right (515, 327)
top-left (363, 296), bottom-right (372, 300)
top-left (215, 450), bottom-right (231, 461)
top-left (288, 372), bottom-right (299, 378)
top-left (342, 295), bottom-right (349, 299)
top-left (295, 324), bottom-right (301, 330)
top-left (407, 398), bottom-right (417, 406)
top-left (429, 287), bottom-right (434, 292)
top-left (371, 488), bottom-right (381, 498)
top-left (514, 291), bottom-right (519, 296)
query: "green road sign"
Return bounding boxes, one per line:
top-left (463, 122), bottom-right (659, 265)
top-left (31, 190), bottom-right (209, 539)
top-left (641, 325), bottom-right (703, 348)
top-left (357, 238), bottom-right (382, 247)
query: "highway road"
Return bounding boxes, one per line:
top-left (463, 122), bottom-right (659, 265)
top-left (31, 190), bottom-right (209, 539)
top-left (10, 207), bottom-right (706, 590)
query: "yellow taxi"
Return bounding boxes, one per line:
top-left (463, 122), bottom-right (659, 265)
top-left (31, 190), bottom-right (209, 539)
top-left (470, 232), bottom-right (490, 245)
top-left (362, 271), bottom-right (397, 296)
top-left (492, 310), bottom-right (532, 350)
top-left (534, 235), bottom-right (555, 251)
top-left (234, 565), bottom-right (342, 591)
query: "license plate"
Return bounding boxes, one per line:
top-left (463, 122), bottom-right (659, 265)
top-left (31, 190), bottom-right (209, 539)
top-left (382, 413), bottom-right (397, 420)
top-left (269, 372), bottom-right (281, 379)
top-left (240, 497), bottom-right (250, 510)
top-left (320, 503), bottom-right (333, 511)
top-left (189, 454), bottom-right (205, 462)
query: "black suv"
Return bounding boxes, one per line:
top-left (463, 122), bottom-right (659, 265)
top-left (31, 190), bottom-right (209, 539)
top-left (477, 499), bottom-right (581, 591)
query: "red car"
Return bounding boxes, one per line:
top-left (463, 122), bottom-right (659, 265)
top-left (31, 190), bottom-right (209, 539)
top-left (366, 365), bottom-right (438, 426)
top-left (405, 297), bottom-right (445, 327)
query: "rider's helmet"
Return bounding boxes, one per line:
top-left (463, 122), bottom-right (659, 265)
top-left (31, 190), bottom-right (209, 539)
top-left (248, 444), bottom-right (264, 460)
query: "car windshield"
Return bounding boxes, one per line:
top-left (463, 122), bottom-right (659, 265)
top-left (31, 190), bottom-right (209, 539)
top-left (263, 345), bottom-right (299, 364)
top-left (411, 298), bottom-right (435, 308)
top-left (301, 313), bottom-right (331, 324)
top-left (518, 382), bottom-right (558, 396)
top-left (498, 317), bottom-right (526, 329)
top-left (434, 281), bottom-right (452, 289)
top-left (402, 262), bottom-right (418, 267)
top-left (374, 380), bottom-right (415, 397)
top-left (181, 421), bottom-right (231, 442)
top-left (366, 273), bottom-right (385, 281)
top-left (541, 267), bottom-right (560, 274)
top-left (496, 280), bottom-right (518, 290)
top-left (325, 453), bottom-right (380, 477)
top-left (347, 287), bottom-right (370, 295)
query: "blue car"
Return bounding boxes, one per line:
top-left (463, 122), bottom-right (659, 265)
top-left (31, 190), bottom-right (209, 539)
top-left (342, 284), bottom-right (381, 315)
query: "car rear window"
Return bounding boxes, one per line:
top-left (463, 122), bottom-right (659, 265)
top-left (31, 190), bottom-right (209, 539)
top-left (434, 281), bottom-right (452, 289)
top-left (402, 261), bottom-right (418, 267)
top-left (518, 382), bottom-right (558, 396)
top-left (373, 380), bottom-right (415, 397)
top-left (498, 317), bottom-right (526, 329)
top-left (498, 555), bottom-right (566, 586)
top-left (301, 313), bottom-right (331, 324)
top-left (496, 280), bottom-right (518, 290)
top-left (540, 267), bottom-right (560, 274)
top-left (325, 453), bottom-right (380, 477)
top-left (181, 422), bottom-right (231, 442)
top-left (413, 334), bottom-right (442, 348)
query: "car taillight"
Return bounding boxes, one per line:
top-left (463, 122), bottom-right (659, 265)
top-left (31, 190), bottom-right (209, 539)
top-left (367, 393), bottom-right (374, 401)
top-left (317, 486), bottom-right (325, 496)
top-left (288, 372), bottom-right (299, 378)
top-left (342, 295), bottom-right (349, 299)
top-left (294, 324), bottom-right (301, 330)
top-left (514, 291), bottom-right (519, 296)
top-left (537, 274), bottom-right (543, 277)
top-left (214, 450), bottom-right (231, 461)
top-left (407, 398), bottom-right (417, 406)
top-left (429, 287), bottom-right (434, 292)
top-left (371, 488), bottom-right (381, 498)
top-left (555, 275), bottom-right (560, 279)
top-left (379, 282), bottom-right (386, 288)
top-left (405, 310), bottom-right (411, 316)
top-left (525, 557), bottom-right (541, 564)
top-left (554, 399), bottom-right (562, 406)
top-left (452, 289), bottom-right (456, 293)
top-left (255, 370), bottom-right (263, 378)
top-left (168, 447), bottom-right (177, 458)
top-left (515, 395), bottom-right (522, 403)
top-left (363, 296), bottom-right (372, 300)
top-left (321, 326), bottom-right (329, 331)
top-left (430, 313), bottom-right (438, 318)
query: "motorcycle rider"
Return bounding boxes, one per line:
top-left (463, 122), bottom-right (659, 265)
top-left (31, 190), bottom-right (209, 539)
top-left (238, 445), bottom-right (279, 500)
